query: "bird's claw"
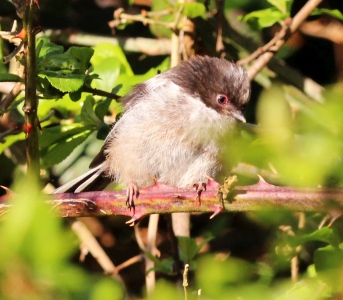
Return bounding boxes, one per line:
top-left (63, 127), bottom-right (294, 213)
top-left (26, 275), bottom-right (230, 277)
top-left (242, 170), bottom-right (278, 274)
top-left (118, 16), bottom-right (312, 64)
top-left (193, 182), bottom-right (206, 205)
top-left (126, 183), bottom-right (139, 215)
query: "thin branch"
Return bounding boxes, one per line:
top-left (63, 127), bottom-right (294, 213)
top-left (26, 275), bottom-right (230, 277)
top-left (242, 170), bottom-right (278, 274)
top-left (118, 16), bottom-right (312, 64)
top-left (246, 0), bottom-right (323, 79)
top-left (116, 254), bottom-right (144, 272)
top-left (71, 220), bottom-right (123, 282)
top-left (112, 8), bottom-right (176, 30)
top-left (0, 64), bottom-right (25, 111)
top-left (83, 86), bottom-right (121, 101)
top-left (39, 30), bottom-right (172, 56)
top-left (215, 0), bottom-right (225, 54)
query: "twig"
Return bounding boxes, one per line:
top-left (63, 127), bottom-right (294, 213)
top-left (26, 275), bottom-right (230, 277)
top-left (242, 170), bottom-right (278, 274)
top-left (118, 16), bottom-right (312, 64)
top-left (83, 86), bottom-right (121, 101)
top-left (183, 264), bottom-right (189, 300)
top-left (116, 254), bottom-right (144, 272)
top-left (246, 0), bottom-right (323, 79)
top-left (39, 29), bottom-right (172, 55)
top-left (221, 11), bottom-right (324, 101)
top-left (71, 220), bottom-right (123, 283)
top-left (215, 0), bottom-right (225, 54)
top-left (133, 216), bottom-right (159, 296)
top-left (145, 214), bottom-right (160, 296)
top-left (0, 64), bottom-right (25, 111)
top-left (112, 8), bottom-right (176, 29)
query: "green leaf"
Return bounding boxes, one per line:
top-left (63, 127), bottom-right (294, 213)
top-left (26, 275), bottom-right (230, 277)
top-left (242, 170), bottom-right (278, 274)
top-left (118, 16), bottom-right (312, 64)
top-left (39, 72), bottom-right (85, 93)
top-left (0, 132), bottom-right (25, 155)
top-left (36, 37), bottom-right (64, 58)
top-left (36, 42), bottom-right (94, 95)
top-left (267, 0), bottom-right (289, 13)
top-left (181, 2), bottom-right (206, 19)
top-left (241, 8), bottom-right (287, 30)
top-left (91, 43), bottom-right (133, 76)
top-left (299, 227), bottom-right (340, 247)
top-left (40, 123), bottom-right (93, 167)
top-left (65, 46), bottom-right (94, 73)
top-left (312, 8), bottom-right (343, 21)
top-left (145, 252), bottom-right (174, 275)
top-left (314, 245), bottom-right (343, 288)
top-left (177, 236), bottom-right (213, 264)
top-left (81, 96), bottom-right (102, 127)
top-left (0, 73), bottom-right (23, 82)
top-left (96, 123), bottom-right (111, 140)
top-left (90, 57), bottom-right (121, 92)
top-left (95, 98), bottom-right (112, 120)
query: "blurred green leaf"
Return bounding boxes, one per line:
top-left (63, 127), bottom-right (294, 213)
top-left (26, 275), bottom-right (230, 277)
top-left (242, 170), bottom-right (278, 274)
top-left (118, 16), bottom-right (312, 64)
top-left (91, 43), bottom-right (133, 76)
top-left (0, 132), bottom-right (25, 155)
top-left (145, 252), bottom-right (174, 275)
top-left (95, 98), bottom-right (113, 120)
top-left (0, 73), bottom-right (23, 82)
top-left (181, 2), bottom-right (206, 19)
top-left (81, 96), bottom-right (102, 127)
top-left (299, 227), bottom-right (340, 247)
top-left (196, 255), bottom-right (255, 299)
top-left (241, 8), bottom-right (287, 30)
top-left (267, 0), bottom-right (290, 13)
top-left (177, 236), bottom-right (213, 264)
top-left (40, 123), bottom-right (93, 167)
top-left (90, 278), bottom-right (125, 300)
top-left (150, 280), bottom-right (183, 300)
top-left (312, 8), bottom-right (343, 21)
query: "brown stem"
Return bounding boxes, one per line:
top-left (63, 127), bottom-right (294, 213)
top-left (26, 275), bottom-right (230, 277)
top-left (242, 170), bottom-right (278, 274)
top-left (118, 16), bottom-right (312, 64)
top-left (83, 86), bottom-right (121, 101)
top-left (23, 1), bottom-right (40, 178)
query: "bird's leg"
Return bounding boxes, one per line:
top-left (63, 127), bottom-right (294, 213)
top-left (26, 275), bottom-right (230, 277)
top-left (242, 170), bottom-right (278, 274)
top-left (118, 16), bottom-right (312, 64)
top-left (126, 182), bottom-right (139, 214)
top-left (193, 182), bottom-right (207, 205)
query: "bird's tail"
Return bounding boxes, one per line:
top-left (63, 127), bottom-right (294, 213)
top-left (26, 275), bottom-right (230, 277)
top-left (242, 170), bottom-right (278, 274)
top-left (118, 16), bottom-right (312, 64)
top-left (54, 162), bottom-right (111, 194)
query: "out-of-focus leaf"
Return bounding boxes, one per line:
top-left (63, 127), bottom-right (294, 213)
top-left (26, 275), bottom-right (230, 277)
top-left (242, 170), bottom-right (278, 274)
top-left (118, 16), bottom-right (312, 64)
top-left (299, 227), bottom-right (340, 247)
top-left (90, 278), bottom-right (125, 300)
top-left (91, 43), bottom-right (133, 76)
top-left (95, 98), bottom-right (112, 120)
top-left (312, 8), bottom-right (343, 21)
top-left (181, 2), bottom-right (206, 19)
top-left (177, 236), bottom-right (213, 264)
top-left (81, 96), bottom-right (102, 127)
top-left (0, 73), bottom-right (23, 82)
top-left (145, 252), bottom-right (174, 275)
top-left (40, 123), bottom-right (93, 167)
top-left (241, 8), bottom-right (287, 30)
top-left (267, 0), bottom-right (290, 13)
top-left (196, 255), bottom-right (255, 299)
top-left (0, 132), bottom-right (25, 154)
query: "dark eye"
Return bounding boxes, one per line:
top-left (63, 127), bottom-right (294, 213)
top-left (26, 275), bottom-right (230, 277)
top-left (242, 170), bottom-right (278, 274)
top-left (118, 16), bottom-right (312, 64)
top-left (216, 94), bottom-right (229, 106)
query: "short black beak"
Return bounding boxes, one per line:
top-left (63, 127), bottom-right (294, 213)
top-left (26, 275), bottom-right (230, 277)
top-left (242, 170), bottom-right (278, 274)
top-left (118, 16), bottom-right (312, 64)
top-left (231, 111), bottom-right (246, 123)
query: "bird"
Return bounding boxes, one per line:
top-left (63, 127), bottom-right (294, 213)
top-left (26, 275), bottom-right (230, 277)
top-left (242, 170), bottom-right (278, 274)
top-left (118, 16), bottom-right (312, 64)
top-left (54, 56), bottom-right (251, 212)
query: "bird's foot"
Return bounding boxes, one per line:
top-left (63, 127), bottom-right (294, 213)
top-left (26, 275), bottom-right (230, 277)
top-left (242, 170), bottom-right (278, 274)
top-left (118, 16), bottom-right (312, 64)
top-left (126, 182), bottom-right (139, 215)
top-left (193, 182), bottom-right (207, 205)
